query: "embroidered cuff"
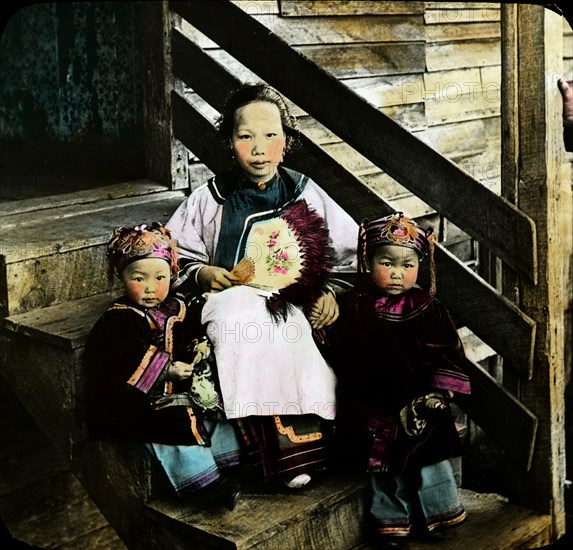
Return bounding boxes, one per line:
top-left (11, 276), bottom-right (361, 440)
top-left (127, 345), bottom-right (170, 394)
top-left (430, 369), bottom-right (471, 395)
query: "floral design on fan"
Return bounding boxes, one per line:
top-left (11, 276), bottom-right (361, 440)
top-left (266, 229), bottom-right (296, 275)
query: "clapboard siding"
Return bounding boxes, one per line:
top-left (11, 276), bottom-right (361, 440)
top-left (180, 14), bottom-right (424, 48)
top-left (425, 22), bottom-right (500, 42)
top-left (263, 16), bottom-right (425, 46)
top-left (421, 3), bottom-right (501, 170)
top-left (295, 110), bottom-right (490, 150)
top-left (426, 40), bottom-right (500, 72)
top-left (382, 103), bottom-right (427, 132)
top-left (344, 74), bottom-right (425, 108)
top-left (423, 67), bottom-right (501, 122)
top-left (280, 1), bottom-right (424, 17)
top-left (205, 46), bottom-right (426, 86)
top-left (424, 87), bottom-right (499, 124)
top-left (425, 3), bottom-right (500, 25)
top-left (292, 43), bottom-right (426, 78)
top-left (232, 0), bottom-right (278, 16)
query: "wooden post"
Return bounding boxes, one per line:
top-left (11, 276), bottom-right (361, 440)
top-left (141, 0), bottom-right (188, 189)
top-left (500, 0), bottom-right (523, 424)
top-left (503, 4), bottom-right (569, 537)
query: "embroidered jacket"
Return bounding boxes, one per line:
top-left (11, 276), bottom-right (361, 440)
top-left (329, 283), bottom-right (471, 473)
top-left (166, 166), bottom-right (358, 297)
top-left (84, 296), bottom-right (211, 445)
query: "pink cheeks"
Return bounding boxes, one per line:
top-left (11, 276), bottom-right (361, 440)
top-left (231, 101), bottom-right (286, 182)
top-left (123, 277), bottom-right (170, 306)
top-left (120, 258), bottom-right (171, 308)
top-left (233, 137), bottom-right (285, 161)
top-left (233, 136), bottom-right (285, 181)
top-left (369, 245), bottom-right (420, 296)
top-left (266, 138), bottom-right (286, 163)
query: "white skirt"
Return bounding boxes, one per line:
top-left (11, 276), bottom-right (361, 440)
top-left (201, 285), bottom-right (337, 420)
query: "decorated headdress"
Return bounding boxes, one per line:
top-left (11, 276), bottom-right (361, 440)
top-left (358, 212), bottom-right (437, 294)
top-left (107, 222), bottom-right (180, 279)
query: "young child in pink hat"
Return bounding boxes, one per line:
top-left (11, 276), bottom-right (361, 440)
top-left (85, 222), bottom-right (241, 509)
top-left (329, 212), bottom-right (471, 546)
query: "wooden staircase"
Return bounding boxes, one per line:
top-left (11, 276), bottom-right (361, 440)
top-left (0, 181), bottom-right (554, 548)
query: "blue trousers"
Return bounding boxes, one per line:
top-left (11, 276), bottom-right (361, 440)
top-left (147, 419), bottom-right (241, 495)
top-left (370, 459), bottom-right (466, 535)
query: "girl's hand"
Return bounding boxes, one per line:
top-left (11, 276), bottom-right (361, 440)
top-left (197, 265), bottom-right (238, 292)
top-left (167, 361), bottom-right (194, 381)
top-left (309, 290), bottom-right (339, 330)
top-left (558, 77), bottom-right (573, 126)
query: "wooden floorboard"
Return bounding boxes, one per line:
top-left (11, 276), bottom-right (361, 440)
top-left (0, 377), bottom-right (126, 550)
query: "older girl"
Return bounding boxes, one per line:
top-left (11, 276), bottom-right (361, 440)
top-left (167, 83), bottom-right (358, 489)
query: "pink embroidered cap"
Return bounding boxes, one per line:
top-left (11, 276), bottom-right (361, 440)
top-left (107, 222), bottom-right (180, 278)
top-left (362, 212), bottom-right (432, 258)
top-left (358, 212), bottom-right (437, 294)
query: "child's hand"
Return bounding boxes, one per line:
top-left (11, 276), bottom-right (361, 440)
top-left (424, 390), bottom-right (454, 410)
top-left (309, 290), bottom-right (339, 330)
top-left (197, 265), bottom-right (238, 292)
top-left (190, 338), bottom-right (211, 368)
top-left (167, 361), bottom-right (194, 381)
top-left (558, 77), bottom-right (573, 127)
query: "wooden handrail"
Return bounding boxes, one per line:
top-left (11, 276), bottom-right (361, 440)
top-left (170, 29), bottom-right (536, 377)
top-left (170, 0), bottom-right (538, 284)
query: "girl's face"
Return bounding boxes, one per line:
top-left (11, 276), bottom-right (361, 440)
top-left (231, 101), bottom-right (286, 182)
top-left (120, 257), bottom-right (171, 308)
top-left (369, 245), bottom-right (420, 295)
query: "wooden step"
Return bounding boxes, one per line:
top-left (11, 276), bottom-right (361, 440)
top-left (353, 489), bottom-right (552, 549)
top-left (146, 472), bottom-right (369, 550)
top-left (1, 292), bottom-right (168, 548)
top-left (0, 181), bottom-right (187, 316)
top-left (0, 374), bottom-right (126, 549)
top-left (0, 179), bottom-right (175, 220)
top-left (146, 483), bottom-right (553, 549)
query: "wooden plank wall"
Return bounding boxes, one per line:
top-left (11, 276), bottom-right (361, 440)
top-left (564, 15), bottom-right (573, 77)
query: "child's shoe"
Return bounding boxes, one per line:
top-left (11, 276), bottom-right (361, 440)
top-left (284, 473), bottom-right (311, 489)
top-left (373, 534), bottom-right (409, 549)
top-left (220, 476), bottom-right (242, 511)
top-left (409, 525), bottom-right (446, 543)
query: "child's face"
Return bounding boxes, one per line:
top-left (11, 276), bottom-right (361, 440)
top-left (232, 101), bottom-right (286, 182)
top-left (369, 245), bottom-right (420, 295)
top-left (120, 257), bottom-right (171, 308)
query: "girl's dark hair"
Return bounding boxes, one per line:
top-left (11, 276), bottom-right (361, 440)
top-left (216, 83), bottom-right (301, 154)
